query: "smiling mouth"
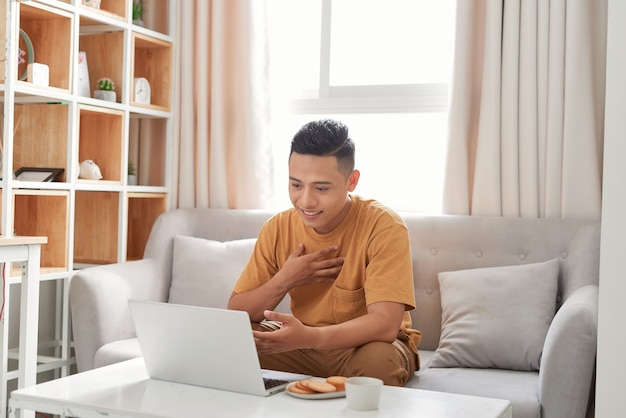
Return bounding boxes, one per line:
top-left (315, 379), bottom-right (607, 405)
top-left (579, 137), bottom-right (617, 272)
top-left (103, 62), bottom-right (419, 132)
top-left (302, 210), bottom-right (322, 217)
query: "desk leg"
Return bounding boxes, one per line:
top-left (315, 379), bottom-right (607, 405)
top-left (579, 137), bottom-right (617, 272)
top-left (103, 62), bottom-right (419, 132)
top-left (17, 245), bottom-right (40, 418)
top-left (0, 263), bottom-right (9, 418)
top-left (8, 403), bottom-right (19, 418)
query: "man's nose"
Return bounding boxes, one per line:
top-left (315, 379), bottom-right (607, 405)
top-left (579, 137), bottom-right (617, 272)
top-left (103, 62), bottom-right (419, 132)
top-left (300, 187), bottom-right (316, 207)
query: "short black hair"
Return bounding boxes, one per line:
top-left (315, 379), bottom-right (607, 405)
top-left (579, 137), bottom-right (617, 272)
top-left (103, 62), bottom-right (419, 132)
top-left (289, 119), bottom-right (355, 176)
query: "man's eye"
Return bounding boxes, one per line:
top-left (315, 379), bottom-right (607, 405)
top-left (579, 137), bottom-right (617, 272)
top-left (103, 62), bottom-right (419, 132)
top-left (291, 183), bottom-right (302, 189)
top-left (316, 187), bottom-right (328, 192)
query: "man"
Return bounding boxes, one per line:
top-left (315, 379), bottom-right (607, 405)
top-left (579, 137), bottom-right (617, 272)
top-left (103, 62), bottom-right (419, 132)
top-left (228, 119), bottom-right (421, 386)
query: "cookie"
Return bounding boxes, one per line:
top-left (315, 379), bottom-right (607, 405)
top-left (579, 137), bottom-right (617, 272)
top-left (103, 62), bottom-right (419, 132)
top-left (326, 376), bottom-right (347, 391)
top-left (288, 384), bottom-right (317, 395)
top-left (301, 379), bottom-right (337, 393)
top-left (296, 380), bottom-right (314, 390)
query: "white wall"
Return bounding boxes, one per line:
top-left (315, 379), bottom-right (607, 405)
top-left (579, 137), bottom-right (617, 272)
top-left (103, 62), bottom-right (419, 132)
top-left (596, 0), bottom-right (626, 416)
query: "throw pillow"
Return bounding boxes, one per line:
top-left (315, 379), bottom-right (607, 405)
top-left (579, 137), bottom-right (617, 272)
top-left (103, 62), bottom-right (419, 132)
top-left (168, 236), bottom-right (257, 309)
top-left (429, 258), bottom-right (559, 371)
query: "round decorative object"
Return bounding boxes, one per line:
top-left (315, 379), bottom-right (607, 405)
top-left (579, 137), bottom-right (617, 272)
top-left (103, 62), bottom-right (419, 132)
top-left (133, 77), bottom-right (151, 104)
top-left (18, 29), bottom-right (35, 81)
top-left (79, 160), bottom-right (103, 180)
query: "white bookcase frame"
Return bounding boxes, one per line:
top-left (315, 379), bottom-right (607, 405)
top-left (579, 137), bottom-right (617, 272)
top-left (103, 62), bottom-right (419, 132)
top-left (0, 1), bottom-right (175, 415)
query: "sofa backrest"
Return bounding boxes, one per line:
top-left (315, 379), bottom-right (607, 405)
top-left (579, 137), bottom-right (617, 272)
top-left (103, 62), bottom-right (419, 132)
top-left (144, 208), bottom-right (274, 276)
top-left (400, 213), bottom-right (601, 350)
top-left (146, 209), bottom-right (601, 351)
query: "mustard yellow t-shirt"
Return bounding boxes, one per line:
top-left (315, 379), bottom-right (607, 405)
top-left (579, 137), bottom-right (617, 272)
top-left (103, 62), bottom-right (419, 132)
top-left (233, 195), bottom-right (418, 338)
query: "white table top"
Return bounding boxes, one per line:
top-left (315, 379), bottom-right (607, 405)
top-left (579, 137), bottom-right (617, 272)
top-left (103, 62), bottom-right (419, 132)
top-left (0, 236), bottom-right (47, 246)
top-left (10, 358), bottom-right (512, 418)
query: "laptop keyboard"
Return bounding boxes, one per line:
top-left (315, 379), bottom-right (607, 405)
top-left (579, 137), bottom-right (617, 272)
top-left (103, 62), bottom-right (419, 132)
top-left (264, 377), bottom-right (289, 390)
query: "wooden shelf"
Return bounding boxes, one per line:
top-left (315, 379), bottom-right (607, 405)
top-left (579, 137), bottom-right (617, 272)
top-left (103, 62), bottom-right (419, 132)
top-left (13, 103), bottom-right (70, 182)
top-left (74, 190), bottom-right (119, 265)
top-left (131, 32), bottom-right (172, 110)
top-left (79, 31), bottom-right (124, 101)
top-left (13, 190), bottom-right (69, 270)
top-left (78, 104), bottom-right (125, 183)
top-left (2, 0), bottom-right (173, 270)
top-left (129, 114), bottom-right (167, 187)
top-left (127, 192), bottom-right (167, 260)
top-left (18, 2), bottom-right (73, 91)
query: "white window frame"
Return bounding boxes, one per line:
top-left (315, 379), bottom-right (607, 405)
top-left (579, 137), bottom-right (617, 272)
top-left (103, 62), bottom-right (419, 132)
top-left (289, 0), bottom-right (449, 115)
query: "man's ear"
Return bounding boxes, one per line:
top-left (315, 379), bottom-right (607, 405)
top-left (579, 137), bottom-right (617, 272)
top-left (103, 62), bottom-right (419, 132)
top-left (348, 170), bottom-right (360, 191)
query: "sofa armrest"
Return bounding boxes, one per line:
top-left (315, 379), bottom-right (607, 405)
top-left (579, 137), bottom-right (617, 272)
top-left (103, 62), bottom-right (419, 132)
top-left (70, 259), bottom-right (169, 372)
top-left (539, 284), bottom-right (598, 418)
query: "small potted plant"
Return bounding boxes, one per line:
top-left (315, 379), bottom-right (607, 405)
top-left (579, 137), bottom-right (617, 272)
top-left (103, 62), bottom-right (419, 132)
top-left (133, 0), bottom-right (145, 26)
top-left (128, 161), bottom-right (137, 185)
top-left (94, 77), bottom-right (116, 102)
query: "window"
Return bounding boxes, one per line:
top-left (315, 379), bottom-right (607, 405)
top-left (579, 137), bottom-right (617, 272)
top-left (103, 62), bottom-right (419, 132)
top-left (267, 0), bottom-right (456, 212)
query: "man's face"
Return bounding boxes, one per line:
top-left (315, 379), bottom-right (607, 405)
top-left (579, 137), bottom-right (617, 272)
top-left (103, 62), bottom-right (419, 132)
top-left (288, 153), bottom-right (359, 234)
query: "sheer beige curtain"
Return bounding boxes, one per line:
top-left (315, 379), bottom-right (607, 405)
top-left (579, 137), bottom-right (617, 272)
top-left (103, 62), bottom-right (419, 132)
top-left (172, 0), bottom-right (272, 209)
top-left (443, 0), bottom-right (607, 219)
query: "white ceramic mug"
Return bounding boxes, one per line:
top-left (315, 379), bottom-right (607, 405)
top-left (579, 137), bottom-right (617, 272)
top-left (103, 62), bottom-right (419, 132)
top-left (345, 376), bottom-right (383, 411)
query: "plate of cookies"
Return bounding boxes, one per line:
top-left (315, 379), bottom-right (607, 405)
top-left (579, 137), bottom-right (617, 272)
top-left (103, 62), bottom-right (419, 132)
top-left (286, 376), bottom-right (347, 399)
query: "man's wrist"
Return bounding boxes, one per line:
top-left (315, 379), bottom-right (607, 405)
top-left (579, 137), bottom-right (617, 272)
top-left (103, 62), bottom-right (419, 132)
top-left (309, 325), bottom-right (327, 350)
top-left (270, 270), bottom-right (293, 295)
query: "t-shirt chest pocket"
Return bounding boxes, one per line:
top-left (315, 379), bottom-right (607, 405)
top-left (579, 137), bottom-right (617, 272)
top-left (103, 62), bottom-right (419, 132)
top-left (331, 285), bottom-right (367, 323)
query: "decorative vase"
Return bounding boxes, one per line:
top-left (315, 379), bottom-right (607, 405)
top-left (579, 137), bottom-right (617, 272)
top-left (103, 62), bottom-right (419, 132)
top-left (128, 174), bottom-right (137, 185)
top-left (94, 90), bottom-right (116, 102)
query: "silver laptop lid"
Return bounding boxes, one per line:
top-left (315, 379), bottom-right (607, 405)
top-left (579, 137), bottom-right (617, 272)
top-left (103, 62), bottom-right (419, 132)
top-left (129, 300), bottom-right (273, 396)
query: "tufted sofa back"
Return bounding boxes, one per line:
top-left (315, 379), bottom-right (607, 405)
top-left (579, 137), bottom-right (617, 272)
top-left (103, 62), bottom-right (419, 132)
top-left (144, 208), bottom-right (601, 351)
top-left (402, 214), bottom-right (600, 350)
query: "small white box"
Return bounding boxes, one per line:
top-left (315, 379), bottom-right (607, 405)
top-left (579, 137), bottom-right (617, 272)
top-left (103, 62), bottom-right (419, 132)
top-left (27, 63), bottom-right (49, 86)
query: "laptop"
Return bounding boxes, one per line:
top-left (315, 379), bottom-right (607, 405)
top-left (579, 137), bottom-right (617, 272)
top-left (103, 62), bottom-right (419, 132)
top-left (128, 300), bottom-right (310, 396)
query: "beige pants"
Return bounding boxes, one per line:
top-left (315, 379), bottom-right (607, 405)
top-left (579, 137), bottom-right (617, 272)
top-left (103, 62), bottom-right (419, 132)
top-left (253, 322), bottom-right (418, 386)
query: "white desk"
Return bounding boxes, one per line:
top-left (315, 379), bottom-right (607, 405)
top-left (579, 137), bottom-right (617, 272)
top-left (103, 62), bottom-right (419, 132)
top-left (9, 357), bottom-right (512, 418)
top-left (0, 236), bottom-right (47, 418)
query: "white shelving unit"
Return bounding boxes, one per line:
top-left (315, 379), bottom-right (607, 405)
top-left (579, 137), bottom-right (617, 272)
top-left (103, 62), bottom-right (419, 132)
top-left (0, 0), bottom-right (175, 413)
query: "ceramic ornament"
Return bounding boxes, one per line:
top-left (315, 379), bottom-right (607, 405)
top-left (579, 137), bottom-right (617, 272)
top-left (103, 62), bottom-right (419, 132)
top-left (79, 159), bottom-right (103, 180)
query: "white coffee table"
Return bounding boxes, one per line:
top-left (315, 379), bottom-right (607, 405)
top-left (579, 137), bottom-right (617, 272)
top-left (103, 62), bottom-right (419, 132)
top-left (8, 357), bottom-right (512, 418)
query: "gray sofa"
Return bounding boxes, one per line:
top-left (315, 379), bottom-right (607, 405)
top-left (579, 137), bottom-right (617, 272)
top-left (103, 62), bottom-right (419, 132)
top-left (70, 208), bottom-right (599, 418)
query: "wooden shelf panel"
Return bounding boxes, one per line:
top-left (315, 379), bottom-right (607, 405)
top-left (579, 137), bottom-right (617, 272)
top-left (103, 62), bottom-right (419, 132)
top-left (78, 104), bottom-right (125, 183)
top-left (79, 31), bottom-right (124, 101)
top-left (18, 2), bottom-right (73, 91)
top-left (127, 192), bottom-right (166, 260)
top-left (129, 115), bottom-right (167, 187)
top-left (131, 32), bottom-right (172, 110)
top-left (13, 103), bottom-right (69, 182)
top-left (74, 191), bottom-right (119, 265)
top-left (13, 190), bottom-right (69, 270)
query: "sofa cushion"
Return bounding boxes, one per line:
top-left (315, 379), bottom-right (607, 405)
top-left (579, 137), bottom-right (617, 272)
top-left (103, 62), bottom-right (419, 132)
top-left (409, 350), bottom-right (541, 418)
top-left (429, 258), bottom-right (559, 371)
top-left (168, 236), bottom-right (257, 308)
